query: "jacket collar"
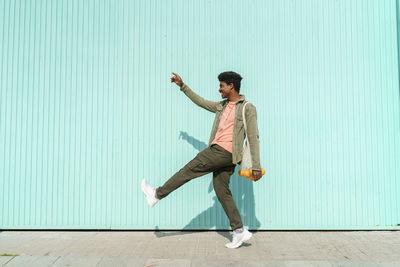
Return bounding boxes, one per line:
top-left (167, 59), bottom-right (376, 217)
top-left (237, 94), bottom-right (246, 103)
top-left (221, 94), bottom-right (246, 106)
top-left (217, 95), bottom-right (246, 111)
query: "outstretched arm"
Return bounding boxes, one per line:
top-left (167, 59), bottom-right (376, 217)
top-left (171, 72), bottom-right (219, 113)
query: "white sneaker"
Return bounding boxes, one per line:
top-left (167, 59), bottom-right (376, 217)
top-left (141, 179), bottom-right (159, 207)
top-left (225, 228), bottom-right (252, 249)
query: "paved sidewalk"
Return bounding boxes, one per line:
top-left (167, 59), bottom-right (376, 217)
top-left (0, 230), bottom-right (399, 266)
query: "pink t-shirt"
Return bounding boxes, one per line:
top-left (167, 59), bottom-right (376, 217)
top-left (211, 101), bottom-right (237, 153)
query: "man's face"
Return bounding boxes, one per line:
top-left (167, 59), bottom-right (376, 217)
top-left (219, 81), bottom-right (233, 98)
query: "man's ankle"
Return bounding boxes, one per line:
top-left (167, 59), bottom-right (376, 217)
top-left (234, 226), bottom-right (244, 234)
top-left (155, 189), bottom-right (160, 200)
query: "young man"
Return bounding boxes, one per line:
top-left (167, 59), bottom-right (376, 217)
top-left (141, 71), bottom-right (262, 249)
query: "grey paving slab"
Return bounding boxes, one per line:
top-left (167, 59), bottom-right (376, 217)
top-left (329, 261), bottom-right (400, 267)
top-left (190, 259), bottom-right (287, 267)
top-left (29, 255), bottom-right (60, 267)
top-left (144, 258), bottom-right (191, 267)
top-left (0, 256), bottom-right (14, 266)
top-left (0, 231), bottom-right (399, 266)
top-left (2, 255), bottom-right (41, 267)
top-left (51, 255), bottom-right (102, 267)
top-left (96, 257), bottom-right (146, 267)
top-left (284, 261), bottom-right (334, 267)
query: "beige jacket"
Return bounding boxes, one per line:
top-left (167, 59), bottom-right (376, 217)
top-left (180, 83), bottom-right (261, 171)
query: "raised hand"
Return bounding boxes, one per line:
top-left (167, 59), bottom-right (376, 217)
top-left (171, 72), bottom-right (184, 87)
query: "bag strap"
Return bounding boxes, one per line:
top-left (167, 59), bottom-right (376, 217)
top-left (242, 101), bottom-right (249, 140)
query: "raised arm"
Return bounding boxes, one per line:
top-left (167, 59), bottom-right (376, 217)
top-left (171, 72), bottom-right (219, 113)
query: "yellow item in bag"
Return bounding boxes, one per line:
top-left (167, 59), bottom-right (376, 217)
top-left (239, 168), bottom-right (266, 181)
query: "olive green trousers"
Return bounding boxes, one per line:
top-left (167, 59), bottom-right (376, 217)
top-left (155, 144), bottom-right (243, 230)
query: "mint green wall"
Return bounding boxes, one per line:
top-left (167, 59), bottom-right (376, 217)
top-left (0, 0), bottom-right (399, 230)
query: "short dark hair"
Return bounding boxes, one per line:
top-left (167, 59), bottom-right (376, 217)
top-left (218, 71), bottom-right (243, 93)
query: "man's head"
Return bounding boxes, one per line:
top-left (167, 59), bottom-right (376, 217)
top-left (218, 71), bottom-right (243, 99)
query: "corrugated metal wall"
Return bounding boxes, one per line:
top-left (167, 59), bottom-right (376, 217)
top-left (0, 0), bottom-right (399, 230)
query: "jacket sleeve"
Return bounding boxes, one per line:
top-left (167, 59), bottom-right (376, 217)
top-left (245, 103), bottom-right (262, 171)
top-left (180, 83), bottom-right (219, 113)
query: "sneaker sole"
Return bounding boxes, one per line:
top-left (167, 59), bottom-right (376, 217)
top-left (141, 180), bottom-right (158, 207)
top-left (141, 180), bottom-right (152, 197)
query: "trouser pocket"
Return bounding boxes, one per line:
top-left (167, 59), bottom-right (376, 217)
top-left (186, 156), bottom-right (207, 171)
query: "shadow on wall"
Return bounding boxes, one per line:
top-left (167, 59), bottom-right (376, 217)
top-left (177, 131), bottom-right (261, 231)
